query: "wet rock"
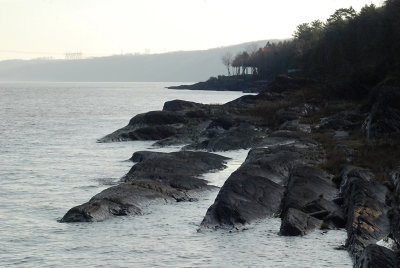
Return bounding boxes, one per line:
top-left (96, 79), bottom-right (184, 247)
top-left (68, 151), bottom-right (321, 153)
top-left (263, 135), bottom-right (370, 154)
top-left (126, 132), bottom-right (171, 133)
top-left (200, 144), bottom-right (318, 229)
top-left (188, 123), bottom-right (268, 152)
top-left (162, 99), bottom-right (205, 112)
top-left (98, 110), bottom-right (188, 142)
top-left (281, 166), bottom-right (337, 217)
top-left (376, 235), bottom-right (399, 251)
top-left (60, 183), bottom-right (168, 222)
top-left (354, 244), bottom-right (398, 268)
top-left (124, 151), bottom-right (230, 189)
top-left (200, 172), bottom-right (284, 229)
top-left (280, 208), bottom-right (322, 236)
top-left (279, 165), bottom-right (343, 231)
top-left (61, 151), bottom-right (228, 222)
top-left (340, 166), bottom-right (391, 259)
top-left (128, 111), bottom-right (187, 126)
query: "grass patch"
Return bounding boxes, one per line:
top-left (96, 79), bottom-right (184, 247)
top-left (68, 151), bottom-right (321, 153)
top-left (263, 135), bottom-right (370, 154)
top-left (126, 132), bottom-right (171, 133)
top-left (349, 136), bottom-right (400, 184)
top-left (241, 100), bottom-right (292, 128)
top-left (300, 100), bottom-right (359, 126)
top-left (314, 129), bottom-right (400, 184)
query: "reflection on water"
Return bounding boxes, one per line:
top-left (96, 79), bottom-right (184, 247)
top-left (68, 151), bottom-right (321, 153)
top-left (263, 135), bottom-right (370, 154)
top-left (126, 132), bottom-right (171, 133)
top-left (0, 82), bottom-right (351, 267)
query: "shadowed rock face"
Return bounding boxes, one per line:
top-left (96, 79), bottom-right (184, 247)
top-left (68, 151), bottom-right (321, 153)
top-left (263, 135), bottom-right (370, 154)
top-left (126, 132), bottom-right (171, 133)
top-left (280, 208), bottom-right (322, 236)
top-left (200, 138), bottom-right (319, 230)
top-left (201, 172), bottom-right (284, 228)
top-left (390, 167), bottom-right (400, 247)
top-left (280, 166), bottom-right (337, 217)
top-left (362, 86), bottom-right (400, 138)
top-left (279, 166), bottom-right (343, 235)
top-left (61, 151), bottom-right (229, 222)
top-left (340, 166), bottom-right (391, 260)
top-left (354, 244), bottom-right (399, 268)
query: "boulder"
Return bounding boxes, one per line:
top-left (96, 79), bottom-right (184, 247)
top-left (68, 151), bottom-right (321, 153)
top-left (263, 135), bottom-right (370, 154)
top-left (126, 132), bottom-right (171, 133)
top-left (280, 166), bottom-right (337, 217)
top-left (162, 99), bottom-right (205, 112)
top-left (280, 208), bottom-right (322, 236)
top-left (354, 244), bottom-right (398, 268)
top-left (201, 172), bottom-right (284, 229)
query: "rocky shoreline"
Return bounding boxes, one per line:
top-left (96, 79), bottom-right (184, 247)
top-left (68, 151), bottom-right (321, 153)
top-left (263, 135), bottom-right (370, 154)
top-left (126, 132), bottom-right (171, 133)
top-left (166, 75), bottom-right (268, 93)
top-left (62, 76), bottom-right (400, 267)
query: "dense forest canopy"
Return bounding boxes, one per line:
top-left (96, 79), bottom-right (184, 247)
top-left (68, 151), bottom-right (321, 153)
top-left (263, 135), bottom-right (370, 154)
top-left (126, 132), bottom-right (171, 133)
top-left (226, 0), bottom-right (400, 99)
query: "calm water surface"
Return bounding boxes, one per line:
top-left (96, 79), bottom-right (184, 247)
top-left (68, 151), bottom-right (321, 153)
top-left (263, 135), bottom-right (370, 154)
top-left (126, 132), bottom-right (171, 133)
top-left (0, 82), bottom-right (352, 267)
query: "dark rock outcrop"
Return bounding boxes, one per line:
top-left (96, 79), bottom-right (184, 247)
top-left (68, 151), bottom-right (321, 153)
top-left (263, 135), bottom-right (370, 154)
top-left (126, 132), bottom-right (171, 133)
top-left (98, 110), bottom-right (188, 142)
top-left (390, 167), bottom-right (400, 248)
top-left (162, 99), bottom-right (205, 112)
top-left (339, 166), bottom-right (391, 259)
top-left (167, 76), bottom-right (268, 93)
top-left (280, 166), bottom-right (338, 217)
top-left (188, 123), bottom-right (268, 152)
top-left (61, 151), bottom-right (229, 222)
top-left (200, 139), bottom-right (319, 229)
top-left (362, 86), bottom-right (400, 138)
top-left (279, 165), bottom-right (344, 233)
top-left (354, 244), bottom-right (398, 268)
top-left (280, 208), bottom-right (322, 236)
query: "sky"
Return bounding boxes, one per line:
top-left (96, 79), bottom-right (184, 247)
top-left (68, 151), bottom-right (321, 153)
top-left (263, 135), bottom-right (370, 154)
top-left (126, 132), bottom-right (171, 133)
top-left (0, 0), bottom-right (383, 60)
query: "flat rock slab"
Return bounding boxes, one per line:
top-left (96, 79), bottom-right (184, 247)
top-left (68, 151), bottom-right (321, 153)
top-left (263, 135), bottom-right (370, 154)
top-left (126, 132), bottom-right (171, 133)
top-left (61, 151), bottom-right (229, 222)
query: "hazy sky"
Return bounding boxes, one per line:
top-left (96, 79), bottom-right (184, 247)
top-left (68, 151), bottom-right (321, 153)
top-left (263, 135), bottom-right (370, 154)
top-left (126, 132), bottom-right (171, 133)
top-left (0, 0), bottom-right (383, 60)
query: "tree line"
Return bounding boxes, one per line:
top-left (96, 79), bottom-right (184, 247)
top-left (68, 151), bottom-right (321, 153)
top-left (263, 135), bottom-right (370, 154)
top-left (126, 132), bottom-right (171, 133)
top-left (222, 0), bottom-right (400, 99)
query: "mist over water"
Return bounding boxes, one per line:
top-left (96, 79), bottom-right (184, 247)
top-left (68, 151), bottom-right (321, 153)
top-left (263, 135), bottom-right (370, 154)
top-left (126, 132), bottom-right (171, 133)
top-left (0, 82), bottom-right (351, 267)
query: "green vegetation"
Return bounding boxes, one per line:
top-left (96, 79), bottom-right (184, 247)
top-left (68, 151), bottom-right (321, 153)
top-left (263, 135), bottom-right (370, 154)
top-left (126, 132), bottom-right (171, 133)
top-left (228, 0), bottom-right (400, 99)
